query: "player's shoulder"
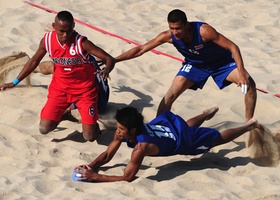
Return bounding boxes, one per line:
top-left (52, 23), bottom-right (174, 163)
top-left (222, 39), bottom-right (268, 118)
top-left (159, 29), bottom-right (172, 37)
top-left (156, 30), bottom-right (172, 42)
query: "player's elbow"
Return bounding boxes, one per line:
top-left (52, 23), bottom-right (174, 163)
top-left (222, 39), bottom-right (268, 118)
top-left (122, 176), bottom-right (135, 182)
top-left (122, 173), bottom-right (137, 182)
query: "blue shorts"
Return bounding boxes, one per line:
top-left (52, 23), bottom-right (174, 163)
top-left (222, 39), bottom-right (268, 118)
top-left (186, 126), bottom-right (221, 155)
top-left (176, 61), bottom-right (237, 90)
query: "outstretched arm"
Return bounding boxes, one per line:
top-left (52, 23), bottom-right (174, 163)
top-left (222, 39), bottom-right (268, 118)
top-left (86, 133), bottom-right (123, 170)
top-left (115, 30), bottom-right (172, 63)
top-left (75, 142), bottom-right (158, 182)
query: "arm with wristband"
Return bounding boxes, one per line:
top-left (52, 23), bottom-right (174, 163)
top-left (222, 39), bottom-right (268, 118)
top-left (12, 78), bottom-right (20, 86)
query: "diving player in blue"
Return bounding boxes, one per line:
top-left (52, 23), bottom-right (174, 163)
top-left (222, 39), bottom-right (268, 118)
top-left (73, 106), bottom-right (259, 182)
top-left (115, 9), bottom-right (257, 122)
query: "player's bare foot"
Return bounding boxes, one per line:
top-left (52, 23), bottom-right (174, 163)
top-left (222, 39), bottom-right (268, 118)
top-left (203, 106), bottom-right (219, 120)
top-left (38, 61), bottom-right (54, 75)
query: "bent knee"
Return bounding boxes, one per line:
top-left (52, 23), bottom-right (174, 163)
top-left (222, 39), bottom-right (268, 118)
top-left (81, 123), bottom-right (101, 142)
top-left (83, 132), bottom-right (99, 142)
top-left (248, 76), bottom-right (256, 89)
top-left (39, 125), bottom-right (51, 135)
top-left (164, 93), bottom-right (178, 104)
top-left (39, 120), bottom-right (58, 134)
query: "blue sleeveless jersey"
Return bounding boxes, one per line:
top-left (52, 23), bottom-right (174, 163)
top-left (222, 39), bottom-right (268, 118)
top-left (126, 111), bottom-right (221, 156)
top-left (172, 22), bottom-right (233, 67)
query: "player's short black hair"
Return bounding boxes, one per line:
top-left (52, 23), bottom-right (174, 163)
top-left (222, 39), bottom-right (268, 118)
top-left (167, 9), bottom-right (187, 24)
top-left (57, 10), bottom-right (74, 23)
top-left (115, 107), bottom-right (144, 133)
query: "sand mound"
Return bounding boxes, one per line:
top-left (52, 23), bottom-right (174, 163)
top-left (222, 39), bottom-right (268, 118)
top-left (0, 52), bottom-right (30, 86)
top-left (247, 124), bottom-right (280, 166)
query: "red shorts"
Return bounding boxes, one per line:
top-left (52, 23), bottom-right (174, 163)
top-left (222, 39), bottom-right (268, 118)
top-left (40, 85), bottom-right (98, 124)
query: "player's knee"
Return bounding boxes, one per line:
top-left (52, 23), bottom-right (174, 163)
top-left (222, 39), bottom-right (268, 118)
top-left (249, 76), bottom-right (256, 89)
top-left (164, 94), bottom-right (176, 105)
top-left (39, 125), bottom-right (50, 135)
top-left (83, 124), bottom-right (100, 142)
top-left (83, 131), bottom-right (98, 142)
top-left (39, 120), bottom-right (58, 135)
top-left (82, 132), bottom-right (92, 141)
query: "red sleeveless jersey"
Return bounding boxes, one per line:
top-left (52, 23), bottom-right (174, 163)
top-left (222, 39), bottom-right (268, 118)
top-left (44, 30), bottom-right (97, 95)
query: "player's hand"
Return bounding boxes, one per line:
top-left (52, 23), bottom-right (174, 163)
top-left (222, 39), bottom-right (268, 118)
top-left (238, 72), bottom-right (249, 94)
top-left (96, 67), bottom-right (111, 81)
top-left (0, 82), bottom-right (15, 91)
top-left (74, 165), bottom-right (97, 181)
